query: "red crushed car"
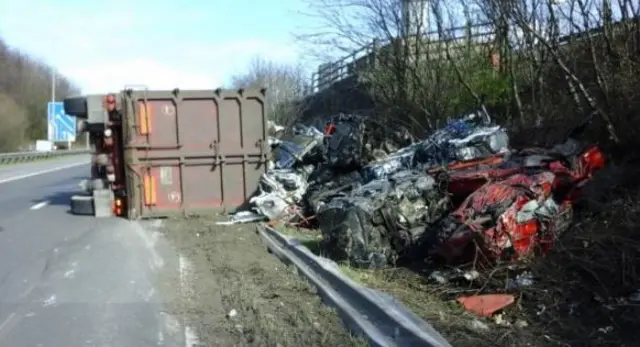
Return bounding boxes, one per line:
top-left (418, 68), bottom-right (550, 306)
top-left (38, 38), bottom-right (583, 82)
top-left (427, 140), bottom-right (605, 264)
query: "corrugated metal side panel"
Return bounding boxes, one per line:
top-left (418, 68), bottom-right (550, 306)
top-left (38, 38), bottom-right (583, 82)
top-left (120, 89), bottom-right (268, 219)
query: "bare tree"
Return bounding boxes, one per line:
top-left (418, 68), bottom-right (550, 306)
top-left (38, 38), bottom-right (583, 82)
top-left (0, 93), bottom-right (29, 152)
top-left (300, 0), bottom-right (639, 144)
top-left (467, 0), bottom-right (638, 142)
top-left (294, 2), bottom-right (640, 346)
top-left (0, 37), bottom-right (79, 147)
top-left (298, 0), bottom-right (508, 132)
top-left (229, 57), bottom-right (308, 127)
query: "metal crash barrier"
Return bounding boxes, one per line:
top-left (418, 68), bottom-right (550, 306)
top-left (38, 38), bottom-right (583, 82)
top-left (0, 149), bottom-right (90, 165)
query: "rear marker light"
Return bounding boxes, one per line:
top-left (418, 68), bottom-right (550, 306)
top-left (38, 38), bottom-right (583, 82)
top-left (138, 101), bottom-right (152, 135)
top-left (113, 198), bottom-right (124, 216)
top-left (143, 174), bottom-right (157, 205)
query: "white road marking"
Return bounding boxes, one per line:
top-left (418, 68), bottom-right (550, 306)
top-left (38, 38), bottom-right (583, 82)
top-left (0, 161), bottom-right (88, 185)
top-left (20, 285), bottom-right (35, 299)
top-left (131, 222), bottom-right (165, 270)
top-left (30, 201), bottom-right (49, 210)
top-left (0, 313), bottom-right (15, 332)
top-left (157, 330), bottom-right (164, 345)
top-left (179, 255), bottom-right (200, 347)
top-left (144, 288), bottom-right (155, 302)
top-left (178, 256), bottom-right (190, 289)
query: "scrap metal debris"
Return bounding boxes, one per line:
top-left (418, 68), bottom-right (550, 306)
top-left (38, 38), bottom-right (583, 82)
top-left (215, 211), bottom-right (266, 225)
top-left (317, 170), bottom-right (450, 268)
top-left (225, 110), bottom-right (606, 270)
top-left (457, 294), bottom-right (516, 317)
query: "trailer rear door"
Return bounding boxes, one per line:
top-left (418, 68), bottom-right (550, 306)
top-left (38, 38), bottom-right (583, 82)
top-left (121, 89), bottom-right (268, 219)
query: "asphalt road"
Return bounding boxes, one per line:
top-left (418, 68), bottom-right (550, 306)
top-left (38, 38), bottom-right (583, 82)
top-left (0, 156), bottom-right (184, 347)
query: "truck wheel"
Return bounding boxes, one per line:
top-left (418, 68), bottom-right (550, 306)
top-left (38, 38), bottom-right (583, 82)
top-left (95, 154), bottom-right (109, 166)
top-left (91, 179), bottom-right (106, 190)
top-left (77, 119), bottom-right (87, 134)
top-left (63, 97), bottom-right (87, 118)
top-left (70, 195), bottom-right (94, 215)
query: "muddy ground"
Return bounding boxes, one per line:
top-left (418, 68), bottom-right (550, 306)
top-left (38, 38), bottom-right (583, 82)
top-left (276, 221), bottom-right (640, 347)
top-left (160, 215), bottom-right (365, 347)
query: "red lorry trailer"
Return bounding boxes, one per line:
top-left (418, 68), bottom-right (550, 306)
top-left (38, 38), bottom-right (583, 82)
top-left (63, 88), bottom-right (269, 219)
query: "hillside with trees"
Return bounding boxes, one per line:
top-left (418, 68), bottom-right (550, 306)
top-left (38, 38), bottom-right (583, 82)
top-left (0, 36), bottom-right (79, 152)
top-left (230, 0), bottom-right (640, 345)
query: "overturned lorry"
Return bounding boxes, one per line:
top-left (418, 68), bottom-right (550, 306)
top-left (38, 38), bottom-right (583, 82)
top-left (63, 88), bottom-right (269, 218)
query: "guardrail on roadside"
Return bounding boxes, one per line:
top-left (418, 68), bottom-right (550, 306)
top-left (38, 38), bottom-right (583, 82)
top-left (257, 224), bottom-right (452, 347)
top-left (0, 149), bottom-right (90, 165)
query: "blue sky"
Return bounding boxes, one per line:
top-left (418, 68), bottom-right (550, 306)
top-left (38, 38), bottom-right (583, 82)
top-left (0, 0), bottom-right (622, 95)
top-left (0, 0), bottom-right (317, 93)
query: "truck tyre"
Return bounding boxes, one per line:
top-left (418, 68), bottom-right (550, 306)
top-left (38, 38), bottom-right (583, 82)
top-left (70, 195), bottom-right (94, 215)
top-left (91, 179), bottom-right (106, 190)
top-left (77, 119), bottom-right (87, 135)
top-left (63, 97), bottom-right (88, 118)
top-left (95, 154), bottom-right (109, 166)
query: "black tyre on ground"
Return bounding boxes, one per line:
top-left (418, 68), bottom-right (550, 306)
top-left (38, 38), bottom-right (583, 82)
top-left (63, 97), bottom-right (88, 118)
top-left (95, 154), bottom-right (109, 166)
top-left (91, 179), bottom-right (107, 190)
top-left (76, 119), bottom-right (88, 136)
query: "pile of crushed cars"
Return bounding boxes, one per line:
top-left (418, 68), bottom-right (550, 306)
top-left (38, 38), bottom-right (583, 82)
top-left (230, 110), bottom-right (606, 271)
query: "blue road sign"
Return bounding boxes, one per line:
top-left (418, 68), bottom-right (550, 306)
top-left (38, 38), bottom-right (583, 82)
top-left (47, 101), bottom-right (76, 142)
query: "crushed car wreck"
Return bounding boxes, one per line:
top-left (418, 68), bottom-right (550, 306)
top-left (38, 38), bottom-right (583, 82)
top-left (362, 111), bottom-right (509, 183)
top-left (227, 110), bottom-right (606, 269)
top-left (427, 140), bottom-right (605, 265)
top-left (318, 170), bottom-right (450, 268)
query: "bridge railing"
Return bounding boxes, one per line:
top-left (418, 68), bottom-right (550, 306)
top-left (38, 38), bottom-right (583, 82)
top-left (307, 22), bottom-right (496, 94)
top-left (305, 18), bottom-right (629, 96)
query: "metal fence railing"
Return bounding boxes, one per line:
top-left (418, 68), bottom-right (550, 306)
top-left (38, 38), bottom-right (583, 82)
top-left (0, 149), bottom-right (90, 165)
top-left (307, 22), bottom-right (496, 94)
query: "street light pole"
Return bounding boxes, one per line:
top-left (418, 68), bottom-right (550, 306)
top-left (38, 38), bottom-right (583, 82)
top-left (51, 70), bottom-right (55, 103)
top-left (49, 71), bottom-right (56, 145)
top-left (52, 71), bottom-right (72, 149)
